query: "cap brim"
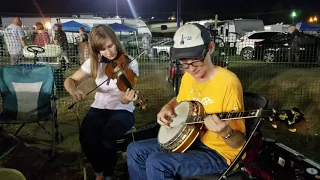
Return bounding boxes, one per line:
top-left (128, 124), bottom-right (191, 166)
top-left (171, 45), bottom-right (207, 60)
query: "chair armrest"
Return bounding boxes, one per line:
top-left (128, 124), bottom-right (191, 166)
top-left (218, 117), bottom-right (264, 179)
top-left (51, 83), bottom-right (59, 101)
top-left (51, 95), bottom-right (59, 101)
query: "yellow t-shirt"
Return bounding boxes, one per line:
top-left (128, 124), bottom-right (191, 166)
top-left (176, 66), bottom-right (246, 165)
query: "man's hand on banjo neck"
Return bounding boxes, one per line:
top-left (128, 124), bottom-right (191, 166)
top-left (204, 115), bottom-right (246, 149)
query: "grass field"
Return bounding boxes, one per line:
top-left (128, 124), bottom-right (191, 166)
top-left (57, 59), bottom-right (320, 161)
top-left (0, 56), bottom-right (319, 179)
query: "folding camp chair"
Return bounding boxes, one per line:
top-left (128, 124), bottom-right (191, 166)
top-left (0, 64), bottom-right (64, 161)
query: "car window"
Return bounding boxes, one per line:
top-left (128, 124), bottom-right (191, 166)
top-left (270, 33), bottom-right (291, 42)
top-left (248, 32), bottom-right (282, 39)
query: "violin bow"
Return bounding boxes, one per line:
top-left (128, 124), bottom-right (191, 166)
top-left (67, 78), bottom-right (110, 110)
top-left (67, 50), bottom-right (148, 110)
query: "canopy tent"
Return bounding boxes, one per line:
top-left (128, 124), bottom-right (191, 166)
top-left (296, 22), bottom-right (320, 31)
top-left (53, 20), bottom-right (91, 32)
top-left (106, 23), bottom-right (140, 53)
top-left (107, 23), bottom-right (137, 32)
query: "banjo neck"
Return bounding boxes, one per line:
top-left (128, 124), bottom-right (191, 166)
top-left (185, 109), bottom-right (263, 125)
top-left (209, 109), bottom-right (262, 121)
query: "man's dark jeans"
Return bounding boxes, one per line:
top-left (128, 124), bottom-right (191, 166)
top-left (127, 138), bottom-right (228, 180)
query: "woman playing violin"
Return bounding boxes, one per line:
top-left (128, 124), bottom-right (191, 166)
top-left (64, 24), bottom-right (139, 180)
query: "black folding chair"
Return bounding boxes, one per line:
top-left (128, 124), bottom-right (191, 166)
top-left (182, 92), bottom-right (269, 180)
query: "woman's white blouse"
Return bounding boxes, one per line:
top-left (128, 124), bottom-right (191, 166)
top-left (81, 56), bottom-right (139, 112)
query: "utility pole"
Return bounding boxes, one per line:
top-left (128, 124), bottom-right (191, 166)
top-left (175, 0), bottom-right (181, 96)
top-left (116, 0), bottom-right (119, 17)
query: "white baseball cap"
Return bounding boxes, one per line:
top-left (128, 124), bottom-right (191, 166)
top-left (171, 23), bottom-right (211, 60)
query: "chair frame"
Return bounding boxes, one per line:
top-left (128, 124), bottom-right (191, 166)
top-left (0, 65), bottom-right (63, 161)
top-left (181, 92), bottom-right (269, 180)
top-left (216, 92), bottom-right (269, 180)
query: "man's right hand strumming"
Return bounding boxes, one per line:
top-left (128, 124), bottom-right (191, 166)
top-left (157, 104), bottom-right (176, 128)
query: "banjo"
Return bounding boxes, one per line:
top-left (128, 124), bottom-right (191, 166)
top-left (157, 100), bottom-right (306, 153)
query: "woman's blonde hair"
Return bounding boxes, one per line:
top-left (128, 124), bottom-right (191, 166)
top-left (88, 24), bottom-right (126, 79)
top-left (35, 22), bottom-right (44, 31)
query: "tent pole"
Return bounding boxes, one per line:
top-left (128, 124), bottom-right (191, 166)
top-left (135, 31), bottom-right (140, 54)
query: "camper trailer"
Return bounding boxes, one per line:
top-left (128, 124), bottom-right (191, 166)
top-left (51, 17), bottom-right (151, 37)
top-left (217, 19), bottom-right (265, 48)
top-left (185, 19), bottom-right (225, 28)
top-left (264, 23), bottom-right (290, 32)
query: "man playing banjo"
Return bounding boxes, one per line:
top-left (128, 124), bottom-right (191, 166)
top-left (126, 23), bottom-right (246, 180)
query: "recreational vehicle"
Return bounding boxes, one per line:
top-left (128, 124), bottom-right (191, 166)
top-left (217, 19), bottom-right (265, 48)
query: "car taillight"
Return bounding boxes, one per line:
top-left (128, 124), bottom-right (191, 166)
top-left (255, 43), bottom-right (262, 47)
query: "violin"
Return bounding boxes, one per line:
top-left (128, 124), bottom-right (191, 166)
top-left (105, 53), bottom-right (148, 110)
top-left (67, 52), bottom-right (148, 110)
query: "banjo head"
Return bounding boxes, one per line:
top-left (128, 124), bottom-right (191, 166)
top-left (158, 101), bottom-right (190, 144)
top-left (157, 100), bottom-right (205, 150)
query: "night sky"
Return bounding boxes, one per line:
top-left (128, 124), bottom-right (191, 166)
top-left (0, 0), bottom-right (319, 24)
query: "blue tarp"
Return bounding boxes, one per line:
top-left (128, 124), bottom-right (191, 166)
top-left (53, 20), bottom-right (91, 32)
top-left (296, 22), bottom-right (320, 31)
top-left (107, 23), bottom-right (136, 32)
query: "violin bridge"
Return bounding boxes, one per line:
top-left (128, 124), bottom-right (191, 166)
top-left (117, 71), bottom-right (123, 77)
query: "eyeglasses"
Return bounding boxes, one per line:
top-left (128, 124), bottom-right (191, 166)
top-left (179, 55), bottom-right (206, 69)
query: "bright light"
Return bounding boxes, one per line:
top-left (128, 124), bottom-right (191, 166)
top-left (309, 16), bottom-right (318, 23)
top-left (291, 11), bottom-right (296, 17)
top-left (168, 16), bottom-right (176, 20)
top-left (45, 22), bottom-right (51, 29)
top-left (309, 17), bottom-right (314, 22)
top-left (126, 0), bottom-right (139, 20)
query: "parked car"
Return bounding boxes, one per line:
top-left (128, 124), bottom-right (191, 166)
top-left (236, 31), bottom-right (285, 60)
top-left (253, 33), bottom-right (320, 64)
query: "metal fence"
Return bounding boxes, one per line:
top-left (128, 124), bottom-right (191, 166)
top-left (0, 26), bottom-right (319, 125)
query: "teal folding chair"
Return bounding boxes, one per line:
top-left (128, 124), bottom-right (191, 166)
top-left (0, 64), bottom-right (64, 160)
